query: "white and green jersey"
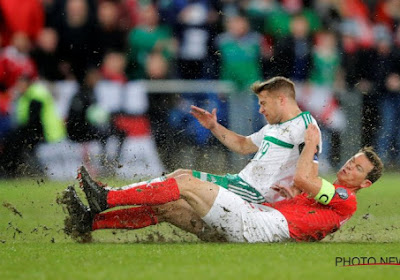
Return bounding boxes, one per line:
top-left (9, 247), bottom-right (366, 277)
top-left (238, 111), bottom-right (322, 203)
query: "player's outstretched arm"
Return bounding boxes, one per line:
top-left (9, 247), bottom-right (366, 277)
top-left (190, 105), bottom-right (219, 130)
top-left (293, 124), bottom-right (323, 197)
top-left (190, 105), bottom-right (258, 155)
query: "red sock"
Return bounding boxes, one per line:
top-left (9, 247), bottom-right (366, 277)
top-left (92, 206), bottom-right (158, 230)
top-left (107, 178), bottom-right (180, 207)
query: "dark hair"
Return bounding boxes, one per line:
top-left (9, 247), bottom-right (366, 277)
top-left (359, 146), bottom-right (384, 183)
top-left (251, 76), bottom-right (296, 99)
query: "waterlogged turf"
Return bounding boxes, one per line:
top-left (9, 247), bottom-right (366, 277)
top-left (1, 174), bottom-right (399, 279)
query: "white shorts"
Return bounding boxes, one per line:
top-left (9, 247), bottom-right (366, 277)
top-left (202, 187), bottom-right (291, 243)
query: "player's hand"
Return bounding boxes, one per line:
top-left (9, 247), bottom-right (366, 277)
top-left (271, 185), bottom-right (301, 199)
top-left (190, 105), bottom-right (218, 130)
top-left (304, 124), bottom-right (320, 150)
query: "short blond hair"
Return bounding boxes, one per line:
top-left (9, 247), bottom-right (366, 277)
top-left (251, 76), bottom-right (296, 99)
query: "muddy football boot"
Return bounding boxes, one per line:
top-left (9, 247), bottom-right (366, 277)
top-left (77, 166), bottom-right (109, 214)
top-left (59, 186), bottom-right (93, 242)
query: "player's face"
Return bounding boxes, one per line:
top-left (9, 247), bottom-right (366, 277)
top-left (257, 90), bottom-right (282, 124)
top-left (337, 153), bottom-right (374, 188)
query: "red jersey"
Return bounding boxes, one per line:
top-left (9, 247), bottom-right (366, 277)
top-left (264, 184), bottom-right (357, 242)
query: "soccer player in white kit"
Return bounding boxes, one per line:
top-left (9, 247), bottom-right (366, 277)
top-left (189, 76), bottom-right (322, 203)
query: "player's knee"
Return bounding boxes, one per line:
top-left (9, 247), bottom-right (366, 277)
top-left (174, 173), bottom-right (197, 194)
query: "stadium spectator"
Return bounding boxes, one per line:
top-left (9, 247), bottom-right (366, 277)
top-left (0, 32), bottom-right (38, 142)
top-left (242, 0), bottom-right (280, 33)
top-left (96, 51), bottom-right (165, 178)
top-left (338, 19), bottom-right (376, 149)
top-left (301, 30), bottom-right (344, 170)
top-left (100, 51), bottom-right (128, 83)
top-left (61, 124), bottom-right (383, 243)
top-left (339, 19), bottom-right (369, 92)
top-left (173, 0), bottom-right (216, 80)
top-left (31, 28), bottom-right (64, 81)
top-left (49, 0), bottom-right (97, 83)
top-left (373, 25), bottom-right (400, 168)
top-left (215, 14), bottom-right (264, 133)
top-left (165, 0), bottom-right (221, 149)
top-left (270, 13), bottom-right (313, 80)
top-left (263, 0), bottom-right (321, 39)
top-left (0, 32), bottom-right (38, 90)
top-left (125, 4), bottom-right (176, 80)
top-left (0, 74), bottom-right (66, 177)
top-left (144, 52), bottom-right (180, 168)
top-left (66, 65), bottom-right (123, 176)
top-left (335, 0), bottom-right (375, 48)
top-left (92, 0), bottom-right (127, 67)
top-left (45, 0), bottom-right (97, 27)
top-left (376, 69), bottom-right (400, 168)
top-left (66, 68), bottom-right (110, 144)
top-left (216, 15), bottom-right (262, 92)
top-left (366, 25), bottom-right (398, 154)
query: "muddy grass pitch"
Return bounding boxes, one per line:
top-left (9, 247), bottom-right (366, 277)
top-left (1, 174), bottom-right (400, 279)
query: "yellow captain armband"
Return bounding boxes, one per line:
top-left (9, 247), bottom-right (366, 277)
top-left (314, 179), bottom-right (336, 205)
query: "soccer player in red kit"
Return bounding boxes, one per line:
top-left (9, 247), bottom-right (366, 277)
top-left (61, 124), bottom-right (383, 243)
top-left (267, 125), bottom-right (383, 241)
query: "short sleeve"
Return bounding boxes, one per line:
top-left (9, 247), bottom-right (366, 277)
top-left (248, 125), bottom-right (268, 147)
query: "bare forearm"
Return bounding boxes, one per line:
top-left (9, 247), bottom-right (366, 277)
top-left (293, 124), bottom-right (323, 196)
top-left (210, 123), bottom-right (254, 155)
top-left (294, 143), bottom-right (321, 196)
top-left (190, 105), bottom-right (257, 155)
top-left (296, 143), bottom-right (318, 181)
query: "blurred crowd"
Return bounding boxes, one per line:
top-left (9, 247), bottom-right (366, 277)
top-left (0, 0), bottom-right (400, 178)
